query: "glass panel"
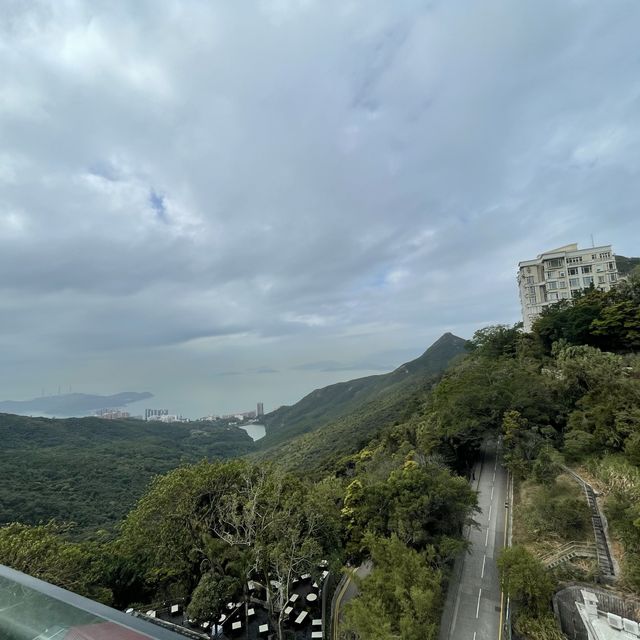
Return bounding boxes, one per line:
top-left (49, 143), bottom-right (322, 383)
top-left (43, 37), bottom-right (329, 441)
top-left (0, 566), bottom-right (180, 640)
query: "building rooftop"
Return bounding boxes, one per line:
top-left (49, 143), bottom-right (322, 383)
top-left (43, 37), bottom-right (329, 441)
top-left (576, 590), bottom-right (640, 640)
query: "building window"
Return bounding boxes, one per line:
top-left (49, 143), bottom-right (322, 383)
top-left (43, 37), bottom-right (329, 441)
top-left (526, 276), bottom-right (534, 285)
top-left (558, 280), bottom-right (566, 288)
top-left (568, 267), bottom-right (578, 276)
top-left (548, 281), bottom-right (558, 290)
top-left (546, 258), bottom-right (563, 268)
top-left (568, 256), bottom-right (583, 264)
top-left (610, 273), bottom-right (618, 282)
top-left (583, 276), bottom-right (594, 286)
top-left (599, 252), bottom-right (611, 259)
top-left (548, 292), bottom-right (559, 300)
top-left (569, 278), bottom-right (580, 288)
top-left (607, 262), bottom-right (615, 270)
top-left (582, 265), bottom-right (592, 274)
top-left (598, 275), bottom-right (606, 284)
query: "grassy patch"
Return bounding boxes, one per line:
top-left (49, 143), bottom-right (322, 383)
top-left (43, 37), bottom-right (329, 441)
top-left (514, 474), bottom-right (593, 563)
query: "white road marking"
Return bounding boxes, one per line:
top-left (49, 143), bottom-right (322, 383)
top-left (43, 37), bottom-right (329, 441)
top-left (492, 471), bottom-right (496, 482)
top-left (491, 486), bottom-right (494, 500)
top-left (485, 528), bottom-right (489, 546)
top-left (481, 554), bottom-right (486, 578)
top-left (451, 586), bottom-right (462, 635)
top-left (473, 633), bottom-right (477, 640)
top-left (488, 504), bottom-right (492, 522)
top-left (476, 588), bottom-right (482, 618)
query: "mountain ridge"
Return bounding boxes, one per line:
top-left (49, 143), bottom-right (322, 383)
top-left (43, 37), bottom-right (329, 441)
top-left (259, 332), bottom-right (467, 450)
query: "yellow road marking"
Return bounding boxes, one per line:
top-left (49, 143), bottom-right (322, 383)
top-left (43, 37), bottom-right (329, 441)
top-left (332, 572), bottom-right (353, 640)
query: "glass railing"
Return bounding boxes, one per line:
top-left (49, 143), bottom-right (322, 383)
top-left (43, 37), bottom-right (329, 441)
top-left (0, 564), bottom-right (184, 640)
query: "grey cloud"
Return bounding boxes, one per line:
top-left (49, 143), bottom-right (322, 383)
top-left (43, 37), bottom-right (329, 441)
top-left (1, 0), bottom-right (639, 414)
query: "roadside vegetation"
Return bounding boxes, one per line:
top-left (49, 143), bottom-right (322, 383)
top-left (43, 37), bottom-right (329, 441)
top-left (512, 472), bottom-right (597, 583)
top-left (0, 268), bottom-right (638, 639)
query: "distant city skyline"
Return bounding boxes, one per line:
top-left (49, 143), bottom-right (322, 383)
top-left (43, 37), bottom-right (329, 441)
top-left (1, 1), bottom-right (639, 415)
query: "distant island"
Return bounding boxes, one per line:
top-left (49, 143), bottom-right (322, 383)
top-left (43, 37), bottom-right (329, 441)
top-left (0, 391), bottom-right (153, 417)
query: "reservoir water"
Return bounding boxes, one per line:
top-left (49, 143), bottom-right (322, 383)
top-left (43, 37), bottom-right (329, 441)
top-left (241, 423), bottom-right (266, 441)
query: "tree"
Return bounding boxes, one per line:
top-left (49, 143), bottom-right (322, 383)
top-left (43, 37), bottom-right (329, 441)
top-left (534, 289), bottom-right (605, 350)
top-left (343, 534), bottom-right (442, 640)
top-left (426, 342), bottom-right (564, 472)
top-left (120, 459), bottom-right (250, 597)
top-left (531, 447), bottom-right (560, 485)
top-left (186, 572), bottom-right (238, 622)
top-left (502, 411), bottom-right (548, 478)
top-left (555, 345), bottom-right (640, 459)
top-left (498, 546), bottom-right (554, 617)
top-left (0, 522), bottom-right (109, 602)
top-left (466, 324), bottom-right (521, 359)
top-left (533, 271), bottom-right (640, 353)
top-left (344, 462), bottom-right (476, 555)
top-left (212, 465), bottom-right (329, 639)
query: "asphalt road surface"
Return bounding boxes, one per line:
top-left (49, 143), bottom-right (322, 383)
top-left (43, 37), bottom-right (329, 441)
top-left (332, 561), bottom-right (372, 639)
top-left (439, 440), bottom-right (509, 640)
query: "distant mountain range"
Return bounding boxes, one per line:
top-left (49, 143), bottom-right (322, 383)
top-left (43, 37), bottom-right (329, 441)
top-left (259, 332), bottom-right (468, 452)
top-left (0, 392), bottom-right (153, 417)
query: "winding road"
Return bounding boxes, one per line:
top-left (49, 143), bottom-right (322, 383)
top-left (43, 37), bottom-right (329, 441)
top-left (439, 440), bottom-right (510, 640)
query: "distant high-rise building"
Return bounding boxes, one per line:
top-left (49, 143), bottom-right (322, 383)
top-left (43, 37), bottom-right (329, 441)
top-left (145, 408), bottom-right (169, 421)
top-left (257, 402), bottom-right (264, 417)
top-left (518, 243), bottom-right (618, 331)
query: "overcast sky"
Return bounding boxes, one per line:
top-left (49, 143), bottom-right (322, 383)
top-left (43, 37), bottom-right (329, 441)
top-left (1, 0), bottom-right (639, 417)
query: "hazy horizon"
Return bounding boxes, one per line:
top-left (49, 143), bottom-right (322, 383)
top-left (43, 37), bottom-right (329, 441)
top-left (0, 334), bottom-right (453, 418)
top-left (2, 1), bottom-right (639, 415)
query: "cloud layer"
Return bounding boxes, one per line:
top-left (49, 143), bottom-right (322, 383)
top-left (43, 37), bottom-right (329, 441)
top-left (1, 0), bottom-right (639, 415)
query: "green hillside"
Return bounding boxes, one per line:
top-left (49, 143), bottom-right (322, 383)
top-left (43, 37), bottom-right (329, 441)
top-left (2, 275), bottom-right (639, 638)
top-left (616, 254), bottom-right (640, 276)
top-left (254, 377), bottom-right (427, 475)
top-left (259, 332), bottom-right (468, 449)
top-left (0, 414), bottom-right (254, 536)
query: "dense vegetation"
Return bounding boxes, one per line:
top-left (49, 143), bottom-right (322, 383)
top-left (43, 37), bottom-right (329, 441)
top-left (0, 414), bottom-right (255, 535)
top-left (616, 254), bottom-right (640, 276)
top-left (0, 339), bottom-right (479, 639)
top-left (0, 269), bottom-right (638, 639)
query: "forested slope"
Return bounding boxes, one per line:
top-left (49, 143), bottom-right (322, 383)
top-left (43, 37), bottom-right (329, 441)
top-left (0, 414), bottom-right (255, 535)
top-left (616, 254), bottom-right (640, 276)
top-left (259, 332), bottom-right (467, 449)
top-left (254, 376), bottom-right (428, 476)
top-left (0, 271), bottom-right (638, 640)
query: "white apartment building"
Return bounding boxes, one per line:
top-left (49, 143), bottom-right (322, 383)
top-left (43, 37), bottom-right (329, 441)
top-left (518, 243), bottom-right (619, 331)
